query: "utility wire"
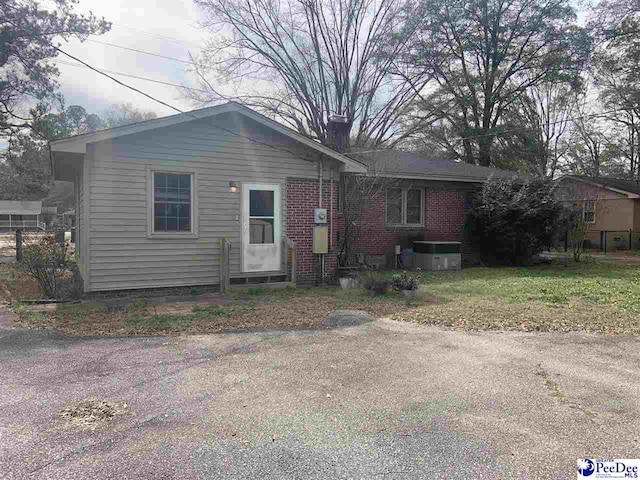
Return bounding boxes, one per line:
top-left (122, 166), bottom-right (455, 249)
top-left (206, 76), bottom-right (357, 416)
top-left (51, 46), bottom-right (328, 163)
top-left (86, 39), bottom-right (198, 66)
top-left (54, 59), bottom-right (210, 94)
top-left (456, 107), bottom-right (627, 143)
top-left (106, 23), bottom-right (207, 50)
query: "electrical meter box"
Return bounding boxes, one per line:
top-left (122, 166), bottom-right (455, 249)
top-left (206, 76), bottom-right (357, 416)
top-left (313, 225), bottom-right (329, 254)
top-left (314, 208), bottom-right (327, 224)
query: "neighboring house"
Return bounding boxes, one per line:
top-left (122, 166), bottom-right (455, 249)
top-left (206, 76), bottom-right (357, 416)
top-left (49, 102), bottom-right (510, 294)
top-left (0, 201), bottom-right (45, 231)
top-left (558, 175), bottom-right (640, 249)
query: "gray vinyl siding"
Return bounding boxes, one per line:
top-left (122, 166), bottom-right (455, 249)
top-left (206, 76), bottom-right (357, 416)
top-left (86, 112), bottom-right (321, 292)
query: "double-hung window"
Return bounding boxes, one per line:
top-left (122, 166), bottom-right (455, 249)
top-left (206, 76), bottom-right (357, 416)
top-left (583, 200), bottom-right (595, 224)
top-left (386, 187), bottom-right (424, 226)
top-left (152, 172), bottom-right (194, 234)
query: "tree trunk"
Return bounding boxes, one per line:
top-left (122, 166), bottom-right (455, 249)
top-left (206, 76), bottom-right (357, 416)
top-left (477, 137), bottom-right (492, 167)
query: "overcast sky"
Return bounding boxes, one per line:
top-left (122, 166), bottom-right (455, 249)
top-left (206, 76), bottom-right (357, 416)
top-left (54, 0), bottom-right (211, 118)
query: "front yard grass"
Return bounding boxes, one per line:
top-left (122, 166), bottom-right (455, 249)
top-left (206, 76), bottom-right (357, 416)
top-left (5, 261), bottom-right (640, 336)
top-left (387, 263), bottom-right (640, 334)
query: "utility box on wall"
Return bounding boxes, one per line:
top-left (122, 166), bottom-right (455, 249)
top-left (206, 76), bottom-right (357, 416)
top-left (313, 225), bottom-right (329, 254)
top-left (413, 241), bottom-right (462, 271)
top-left (314, 208), bottom-right (327, 224)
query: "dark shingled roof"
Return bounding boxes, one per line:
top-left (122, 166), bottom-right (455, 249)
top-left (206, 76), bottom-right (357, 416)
top-left (348, 150), bottom-right (518, 183)
top-left (564, 175), bottom-right (640, 196)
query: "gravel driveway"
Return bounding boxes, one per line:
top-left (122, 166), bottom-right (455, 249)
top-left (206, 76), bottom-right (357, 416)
top-left (1, 315), bottom-right (638, 479)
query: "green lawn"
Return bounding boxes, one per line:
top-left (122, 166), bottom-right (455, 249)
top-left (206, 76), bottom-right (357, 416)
top-left (418, 263), bottom-right (640, 312)
top-left (8, 261), bottom-right (640, 336)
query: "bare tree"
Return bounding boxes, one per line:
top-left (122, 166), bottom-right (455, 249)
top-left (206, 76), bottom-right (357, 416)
top-left (189, 0), bottom-right (432, 150)
top-left (492, 82), bottom-right (578, 177)
top-left (336, 154), bottom-right (401, 267)
top-left (404, 0), bottom-right (590, 166)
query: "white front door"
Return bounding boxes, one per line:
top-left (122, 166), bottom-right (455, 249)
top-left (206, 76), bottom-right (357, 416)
top-left (242, 183), bottom-right (281, 272)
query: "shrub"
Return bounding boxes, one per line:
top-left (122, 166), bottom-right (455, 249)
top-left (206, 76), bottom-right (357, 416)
top-left (391, 271), bottom-right (420, 291)
top-left (57, 263), bottom-right (84, 300)
top-left (360, 273), bottom-right (390, 296)
top-left (18, 234), bottom-right (73, 299)
top-left (466, 177), bottom-right (566, 266)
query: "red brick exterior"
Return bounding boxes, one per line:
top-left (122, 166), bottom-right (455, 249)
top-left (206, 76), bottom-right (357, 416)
top-left (286, 178), bottom-right (338, 285)
top-left (286, 176), bottom-right (476, 284)
top-left (349, 184), bottom-right (471, 256)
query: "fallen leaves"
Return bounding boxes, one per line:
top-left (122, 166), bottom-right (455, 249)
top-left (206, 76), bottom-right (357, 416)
top-left (58, 400), bottom-right (131, 431)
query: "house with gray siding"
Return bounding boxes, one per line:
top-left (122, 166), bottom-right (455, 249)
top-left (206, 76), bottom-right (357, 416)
top-left (51, 102), bottom-right (365, 293)
top-left (50, 101), bottom-right (509, 294)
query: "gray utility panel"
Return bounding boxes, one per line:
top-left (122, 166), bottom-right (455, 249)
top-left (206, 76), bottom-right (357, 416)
top-left (413, 241), bottom-right (462, 271)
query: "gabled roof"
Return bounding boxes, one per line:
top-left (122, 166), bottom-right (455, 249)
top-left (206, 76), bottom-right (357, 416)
top-left (49, 102), bottom-right (367, 173)
top-left (560, 175), bottom-right (640, 198)
top-left (349, 150), bottom-right (518, 183)
top-left (0, 200), bottom-right (42, 215)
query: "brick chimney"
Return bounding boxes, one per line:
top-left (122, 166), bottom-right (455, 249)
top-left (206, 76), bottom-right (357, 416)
top-left (327, 114), bottom-right (350, 153)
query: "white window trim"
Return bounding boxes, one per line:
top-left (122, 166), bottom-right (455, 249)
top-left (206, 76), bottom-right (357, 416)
top-left (147, 167), bottom-right (199, 239)
top-left (385, 187), bottom-right (424, 227)
top-left (583, 200), bottom-right (596, 224)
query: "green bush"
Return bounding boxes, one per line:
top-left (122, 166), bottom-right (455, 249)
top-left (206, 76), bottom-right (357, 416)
top-left (18, 234), bottom-right (74, 299)
top-left (466, 178), bottom-right (566, 266)
top-left (360, 273), bottom-right (390, 296)
top-left (391, 271), bottom-right (420, 291)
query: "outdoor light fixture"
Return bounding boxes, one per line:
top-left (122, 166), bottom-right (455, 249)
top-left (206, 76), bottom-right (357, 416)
top-left (229, 181), bottom-right (238, 193)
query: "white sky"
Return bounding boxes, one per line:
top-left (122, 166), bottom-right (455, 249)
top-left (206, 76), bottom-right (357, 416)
top-left (53, 0), bottom-right (211, 117)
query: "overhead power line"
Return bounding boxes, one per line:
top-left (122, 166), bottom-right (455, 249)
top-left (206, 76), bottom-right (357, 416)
top-left (457, 108), bottom-right (626, 143)
top-left (51, 46), bottom-right (326, 163)
top-left (106, 23), bottom-right (207, 50)
top-left (54, 59), bottom-right (210, 94)
top-left (85, 39), bottom-right (199, 66)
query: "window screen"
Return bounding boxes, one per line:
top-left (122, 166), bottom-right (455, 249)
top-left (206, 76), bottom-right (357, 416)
top-left (153, 173), bottom-right (192, 232)
top-left (406, 189), bottom-right (422, 224)
top-left (583, 200), bottom-right (595, 223)
top-left (386, 188), bottom-right (403, 224)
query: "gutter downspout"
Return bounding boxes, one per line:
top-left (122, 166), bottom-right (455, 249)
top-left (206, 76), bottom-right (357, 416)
top-left (329, 167), bottom-right (333, 250)
top-left (318, 159), bottom-right (324, 283)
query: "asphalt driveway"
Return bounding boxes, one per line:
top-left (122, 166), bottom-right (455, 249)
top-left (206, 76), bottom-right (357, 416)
top-left (0, 314), bottom-right (638, 479)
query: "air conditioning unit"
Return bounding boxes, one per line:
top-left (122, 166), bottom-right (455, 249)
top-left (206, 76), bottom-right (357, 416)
top-left (413, 241), bottom-right (462, 271)
top-left (314, 208), bottom-right (327, 224)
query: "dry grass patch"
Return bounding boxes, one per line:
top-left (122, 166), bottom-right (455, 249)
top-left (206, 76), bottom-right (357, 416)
top-left (0, 264), bottom-right (40, 303)
top-left (10, 291), bottom-right (429, 336)
top-left (390, 295), bottom-right (640, 335)
top-left (58, 399), bottom-right (131, 431)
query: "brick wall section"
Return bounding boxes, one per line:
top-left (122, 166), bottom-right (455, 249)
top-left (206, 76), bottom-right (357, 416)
top-left (287, 177), bottom-right (478, 283)
top-left (348, 181), bottom-right (474, 257)
top-left (286, 177), bottom-right (338, 285)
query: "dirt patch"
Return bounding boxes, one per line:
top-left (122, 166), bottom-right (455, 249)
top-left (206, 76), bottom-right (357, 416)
top-left (0, 264), bottom-right (40, 303)
top-left (9, 292), bottom-right (428, 336)
top-left (58, 400), bottom-right (131, 431)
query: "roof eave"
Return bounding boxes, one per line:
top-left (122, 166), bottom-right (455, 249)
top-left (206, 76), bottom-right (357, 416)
top-left (49, 102), bottom-right (367, 173)
top-left (559, 175), bottom-right (640, 198)
top-left (366, 172), bottom-right (505, 183)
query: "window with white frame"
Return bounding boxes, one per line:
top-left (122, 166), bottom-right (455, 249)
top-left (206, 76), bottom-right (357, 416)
top-left (583, 200), bottom-right (595, 224)
top-left (152, 172), bottom-right (193, 233)
top-left (385, 187), bottom-right (423, 225)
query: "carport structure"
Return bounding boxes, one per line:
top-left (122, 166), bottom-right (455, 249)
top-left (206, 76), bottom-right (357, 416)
top-left (0, 201), bottom-right (44, 231)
